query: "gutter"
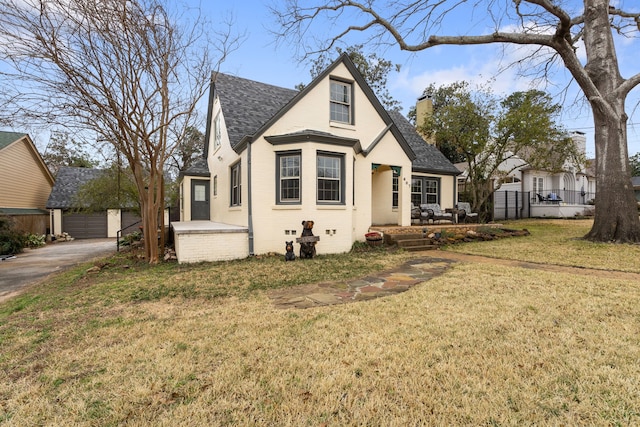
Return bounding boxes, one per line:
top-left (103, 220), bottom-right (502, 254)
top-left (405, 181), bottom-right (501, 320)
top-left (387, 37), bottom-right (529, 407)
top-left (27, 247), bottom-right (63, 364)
top-left (247, 139), bottom-right (254, 255)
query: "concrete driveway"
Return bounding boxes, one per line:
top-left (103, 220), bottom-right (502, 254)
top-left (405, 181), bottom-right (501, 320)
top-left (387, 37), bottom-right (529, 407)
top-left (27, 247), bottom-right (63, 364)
top-left (0, 238), bottom-right (116, 302)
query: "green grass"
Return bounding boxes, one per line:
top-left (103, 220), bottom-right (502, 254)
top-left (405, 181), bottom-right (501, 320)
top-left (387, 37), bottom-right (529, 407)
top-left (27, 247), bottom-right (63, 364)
top-left (1, 219), bottom-right (640, 425)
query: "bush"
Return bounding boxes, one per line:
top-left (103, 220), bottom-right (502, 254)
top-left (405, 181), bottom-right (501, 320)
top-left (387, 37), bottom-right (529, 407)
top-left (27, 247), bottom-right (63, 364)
top-left (25, 233), bottom-right (46, 248)
top-left (0, 215), bottom-right (26, 255)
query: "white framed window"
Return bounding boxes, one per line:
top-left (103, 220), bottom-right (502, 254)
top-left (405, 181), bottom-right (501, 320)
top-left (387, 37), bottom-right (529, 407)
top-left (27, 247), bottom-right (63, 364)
top-left (533, 176), bottom-right (544, 195)
top-left (392, 170), bottom-right (399, 208)
top-left (317, 152), bottom-right (344, 204)
top-left (412, 177), bottom-right (440, 205)
top-left (330, 79), bottom-right (352, 124)
top-left (276, 151), bottom-right (301, 204)
top-left (230, 162), bottom-right (241, 206)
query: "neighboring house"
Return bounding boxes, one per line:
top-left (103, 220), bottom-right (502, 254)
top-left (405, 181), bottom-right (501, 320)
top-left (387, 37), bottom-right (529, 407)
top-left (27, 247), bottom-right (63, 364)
top-left (0, 131), bottom-right (55, 234)
top-left (175, 53), bottom-right (459, 263)
top-left (632, 176), bottom-right (640, 202)
top-left (455, 131), bottom-right (596, 219)
top-left (515, 131), bottom-right (596, 218)
top-left (46, 167), bottom-right (140, 239)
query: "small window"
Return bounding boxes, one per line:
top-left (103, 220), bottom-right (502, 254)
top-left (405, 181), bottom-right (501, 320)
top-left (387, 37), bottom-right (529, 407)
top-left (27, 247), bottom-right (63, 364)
top-left (330, 79), bottom-right (352, 124)
top-left (276, 151), bottom-right (301, 204)
top-left (214, 113), bottom-right (222, 150)
top-left (317, 152), bottom-right (344, 204)
top-left (213, 175), bottom-right (218, 197)
top-left (411, 178), bottom-right (422, 207)
top-left (230, 162), bottom-right (241, 206)
top-left (392, 170), bottom-right (399, 208)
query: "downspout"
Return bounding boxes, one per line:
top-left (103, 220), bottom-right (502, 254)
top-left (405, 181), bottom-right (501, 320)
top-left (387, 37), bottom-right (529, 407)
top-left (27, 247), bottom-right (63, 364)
top-left (247, 140), bottom-right (254, 255)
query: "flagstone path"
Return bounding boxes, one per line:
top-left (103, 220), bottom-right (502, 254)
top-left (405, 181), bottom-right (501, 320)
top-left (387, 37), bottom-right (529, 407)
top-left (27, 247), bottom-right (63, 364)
top-left (269, 250), bottom-right (640, 309)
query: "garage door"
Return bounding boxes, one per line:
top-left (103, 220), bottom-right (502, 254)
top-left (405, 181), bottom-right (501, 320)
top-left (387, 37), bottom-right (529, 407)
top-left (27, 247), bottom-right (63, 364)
top-left (62, 212), bottom-right (108, 239)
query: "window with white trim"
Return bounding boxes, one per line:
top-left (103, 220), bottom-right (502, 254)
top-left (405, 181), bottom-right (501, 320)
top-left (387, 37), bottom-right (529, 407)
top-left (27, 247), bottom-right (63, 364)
top-left (533, 176), bottom-right (544, 196)
top-left (392, 170), bottom-right (399, 208)
top-left (317, 152), bottom-right (344, 204)
top-left (330, 79), bottom-right (352, 124)
top-left (276, 151), bottom-right (301, 204)
top-left (412, 177), bottom-right (440, 205)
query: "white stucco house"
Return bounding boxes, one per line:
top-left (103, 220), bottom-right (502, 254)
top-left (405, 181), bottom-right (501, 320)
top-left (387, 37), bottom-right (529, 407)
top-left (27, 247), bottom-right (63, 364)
top-left (456, 131), bottom-right (597, 219)
top-left (173, 54), bottom-right (460, 263)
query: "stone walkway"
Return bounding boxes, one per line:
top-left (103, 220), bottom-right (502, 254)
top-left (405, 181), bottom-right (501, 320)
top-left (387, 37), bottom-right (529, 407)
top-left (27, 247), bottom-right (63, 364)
top-left (269, 256), bottom-right (456, 309)
top-left (269, 249), bottom-right (640, 309)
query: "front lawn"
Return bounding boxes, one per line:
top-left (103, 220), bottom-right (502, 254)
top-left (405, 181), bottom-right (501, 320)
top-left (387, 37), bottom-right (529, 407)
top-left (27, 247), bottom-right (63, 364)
top-left (1, 219), bottom-right (639, 425)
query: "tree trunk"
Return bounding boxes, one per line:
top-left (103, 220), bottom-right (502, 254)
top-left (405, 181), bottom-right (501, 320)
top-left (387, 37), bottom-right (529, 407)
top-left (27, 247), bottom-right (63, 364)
top-left (581, 0), bottom-right (640, 242)
top-left (585, 107), bottom-right (640, 242)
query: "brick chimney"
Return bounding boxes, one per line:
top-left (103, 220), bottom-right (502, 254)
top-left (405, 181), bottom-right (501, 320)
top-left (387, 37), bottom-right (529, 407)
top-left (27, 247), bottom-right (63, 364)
top-left (416, 94), bottom-right (435, 144)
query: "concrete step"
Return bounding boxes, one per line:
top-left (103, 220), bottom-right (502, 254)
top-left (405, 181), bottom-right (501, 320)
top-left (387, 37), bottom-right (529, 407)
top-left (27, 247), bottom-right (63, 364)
top-left (393, 238), bottom-right (439, 251)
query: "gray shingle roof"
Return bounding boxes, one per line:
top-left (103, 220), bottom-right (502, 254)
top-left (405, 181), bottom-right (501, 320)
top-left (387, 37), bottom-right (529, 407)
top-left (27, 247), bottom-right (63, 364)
top-left (181, 157), bottom-right (210, 177)
top-left (0, 131), bottom-right (27, 150)
top-left (46, 167), bottom-right (105, 209)
top-left (209, 55), bottom-right (458, 176)
top-left (213, 72), bottom-right (298, 151)
top-left (388, 110), bottom-right (461, 175)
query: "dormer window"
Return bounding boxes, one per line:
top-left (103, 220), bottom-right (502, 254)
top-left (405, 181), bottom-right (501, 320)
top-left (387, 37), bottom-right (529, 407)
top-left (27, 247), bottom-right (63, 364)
top-left (330, 79), bottom-right (352, 124)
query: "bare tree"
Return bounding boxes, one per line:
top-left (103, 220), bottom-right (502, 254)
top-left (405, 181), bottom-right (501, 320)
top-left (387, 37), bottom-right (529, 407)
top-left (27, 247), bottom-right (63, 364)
top-left (272, 0), bottom-right (640, 243)
top-left (0, 0), bottom-right (240, 262)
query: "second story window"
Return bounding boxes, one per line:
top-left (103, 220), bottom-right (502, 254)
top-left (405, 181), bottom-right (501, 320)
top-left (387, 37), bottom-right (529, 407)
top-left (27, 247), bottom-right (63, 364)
top-left (330, 79), bottom-right (352, 124)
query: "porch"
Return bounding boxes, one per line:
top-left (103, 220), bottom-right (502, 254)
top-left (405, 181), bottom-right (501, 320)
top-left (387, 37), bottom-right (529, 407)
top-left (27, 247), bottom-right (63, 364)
top-left (171, 221), bottom-right (249, 264)
top-left (494, 189), bottom-right (595, 220)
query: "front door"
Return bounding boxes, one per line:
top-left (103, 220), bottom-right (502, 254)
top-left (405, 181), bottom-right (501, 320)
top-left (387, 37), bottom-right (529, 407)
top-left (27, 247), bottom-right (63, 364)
top-left (191, 179), bottom-right (210, 220)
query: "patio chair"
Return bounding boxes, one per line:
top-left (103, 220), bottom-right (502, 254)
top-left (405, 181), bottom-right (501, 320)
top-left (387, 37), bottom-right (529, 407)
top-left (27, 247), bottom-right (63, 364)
top-left (422, 203), bottom-right (453, 224)
top-left (457, 202), bottom-right (479, 223)
top-left (536, 193), bottom-right (547, 203)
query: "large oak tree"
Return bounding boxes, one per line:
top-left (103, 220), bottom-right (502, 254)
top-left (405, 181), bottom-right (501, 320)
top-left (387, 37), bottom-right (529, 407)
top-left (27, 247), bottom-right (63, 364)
top-left (0, 0), bottom-right (239, 262)
top-left (273, 0), bottom-right (640, 242)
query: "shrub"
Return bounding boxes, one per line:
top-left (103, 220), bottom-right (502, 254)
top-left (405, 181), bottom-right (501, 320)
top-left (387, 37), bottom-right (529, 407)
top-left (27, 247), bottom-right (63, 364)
top-left (0, 215), bottom-right (25, 255)
top-left (25, 233), bottom-right (46, 248)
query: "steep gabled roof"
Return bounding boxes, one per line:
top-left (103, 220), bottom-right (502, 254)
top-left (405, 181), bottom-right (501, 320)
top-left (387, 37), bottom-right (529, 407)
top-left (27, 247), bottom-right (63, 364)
top-left (210, 73), bottom-right (298, 153)
top-left (388, 111), bottom-right (460, 175)
top-left (207, 53), bottom-right (460, 175)
top-left (0, 131), bottom-right (27, 150)
top-left (46, 166), bottom-right (105, 209)
top-left (0, 130), bottom-right (55, 185)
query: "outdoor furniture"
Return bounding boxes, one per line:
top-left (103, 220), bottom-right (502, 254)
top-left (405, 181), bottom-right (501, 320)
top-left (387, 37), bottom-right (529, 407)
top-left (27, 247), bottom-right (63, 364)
top-left (422, 203), bottom-right (454, 224)
top-left (411, 204), bottom-right (422, 223)
top-left (547, 193), bottom-right (562, 204)
top-left (457, 202), bottom-right (479, 223)
top-left (536, 193), bottom-right (547, 203)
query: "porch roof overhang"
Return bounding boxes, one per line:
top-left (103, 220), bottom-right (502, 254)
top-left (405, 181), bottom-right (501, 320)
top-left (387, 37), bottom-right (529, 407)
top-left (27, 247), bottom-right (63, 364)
top-left (0, 207), bottom-right (49, 215)
top-left (265, 129), bottom-right (362, 153)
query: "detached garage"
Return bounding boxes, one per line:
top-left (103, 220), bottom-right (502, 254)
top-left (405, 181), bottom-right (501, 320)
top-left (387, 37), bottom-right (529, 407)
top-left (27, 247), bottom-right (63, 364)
top-left (47, 167), bottom-right (140, 239)
top-left (62, 212), bottom-right (107, 239)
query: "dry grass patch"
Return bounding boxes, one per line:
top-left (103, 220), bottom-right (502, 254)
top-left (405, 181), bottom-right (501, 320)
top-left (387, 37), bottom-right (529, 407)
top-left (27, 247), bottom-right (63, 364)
top-left (2, 256), bottom-right (640, 424)
top-left (447, 218), bottom-right (640, 272)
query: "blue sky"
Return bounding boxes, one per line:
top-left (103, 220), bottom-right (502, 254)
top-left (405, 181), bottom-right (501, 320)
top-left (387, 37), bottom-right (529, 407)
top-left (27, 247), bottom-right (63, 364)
top-left (201, 0), bottom-right (640, 157)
